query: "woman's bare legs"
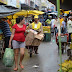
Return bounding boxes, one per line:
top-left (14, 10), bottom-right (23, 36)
top-left (19, 48), bottom-right (25, 69)
top-left (14, 48), bottom-right (19, 71)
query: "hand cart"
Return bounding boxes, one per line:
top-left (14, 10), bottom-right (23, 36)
top-left (56, 33), bottom-right (69, 54)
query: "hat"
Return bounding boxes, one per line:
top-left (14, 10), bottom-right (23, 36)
top-left (34, 15), bottom-right (38, 19)
top-left (64, 13), bottom-right (67, 16)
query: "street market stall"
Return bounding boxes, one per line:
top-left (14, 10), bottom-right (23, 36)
top-left (0, 5), bottom-right (20, 58)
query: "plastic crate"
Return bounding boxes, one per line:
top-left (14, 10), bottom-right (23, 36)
top-left (57, 35), bottom-right (67, 42)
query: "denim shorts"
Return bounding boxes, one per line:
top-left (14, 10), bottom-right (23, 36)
top-left (12, 40), bottom-right (25, 49)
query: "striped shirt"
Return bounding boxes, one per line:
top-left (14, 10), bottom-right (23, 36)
top-left (0, 21), bottom-right (11, 37)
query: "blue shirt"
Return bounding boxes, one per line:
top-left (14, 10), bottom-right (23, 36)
top-left (0, 21), bottom-right (11, 37)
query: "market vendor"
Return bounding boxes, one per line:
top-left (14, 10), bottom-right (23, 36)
top-left (29, 15), bottom-right (43, 54)
top-left (0, 18), bottom-right (11, 49)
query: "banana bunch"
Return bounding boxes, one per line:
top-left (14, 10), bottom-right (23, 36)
top-left (10, 27), bottom-right (12, 32)
top-left (68, 69), bottom-right (72, 72)
top-left (45, 19), bottom-right (51, 24)
top-left (58, 60), bottom-right (72, 72)
top-left (58, 67), bottom-right (67, 72)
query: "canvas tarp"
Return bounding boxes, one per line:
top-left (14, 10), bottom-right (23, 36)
top-left (0, 5), bottom-right (20, 18)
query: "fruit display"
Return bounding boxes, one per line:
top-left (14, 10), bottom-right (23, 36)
top-left (58, 60), bottom-right (72, 72)
top-left (43, 26), bottom-right (51, 33)
top-left (45, 19), bottom-right (51, 24)
top-left (10, 26), bottom-right (12, 32)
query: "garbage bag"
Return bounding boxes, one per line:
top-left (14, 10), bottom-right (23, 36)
top-left (3, 48), bottom-right (14, 67)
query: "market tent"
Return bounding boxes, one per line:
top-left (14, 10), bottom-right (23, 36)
top-left (14, 10), bottom-right (28, 17)
top-left (0, 5), bottom-right (20, 18)
top-left (13, 10), bottom-right (44, 18)
top-left (64, 10), bottom-right (71, 14)
top-left (31, 10), bottom-right (44, 15)
top-left (48, 0), bottom-right (72, 10)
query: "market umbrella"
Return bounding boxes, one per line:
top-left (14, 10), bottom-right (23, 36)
top-left (14, 10), bottom-right (28, 16)
top-left (31, 10), bottom-right (44, 15)
top-left (13, 10), bottom-right (44, 18)
top-left (64, 10), bottom-right (71, 14)
top-left (48, 0), bottom-right (72, 10)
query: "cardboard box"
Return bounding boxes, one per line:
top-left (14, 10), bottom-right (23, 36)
top-left (25, 32), bottom-right (35, 46)
top-left (32, 38), bottom-right (41, 46)
top-left (25, 29), bottom-right (44, 46)
top-left (35, 34), bottom-right (44, 40)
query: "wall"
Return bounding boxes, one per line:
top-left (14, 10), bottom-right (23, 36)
top-left (0, 0), bottom-right (21, 8)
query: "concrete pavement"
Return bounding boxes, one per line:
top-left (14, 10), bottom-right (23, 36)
top-left (0, 38), bottom-right (68, 72)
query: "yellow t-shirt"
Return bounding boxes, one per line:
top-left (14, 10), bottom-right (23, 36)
top-left (31, 22), bottom-right (42, 30)
top-left (60, 18), bottom-right (63, 26)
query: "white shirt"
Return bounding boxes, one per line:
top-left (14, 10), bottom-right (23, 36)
top-left (67, 20), bottom-right (72, 33)
top-left (62, 21), bottom-right (66, 28)
top-left (54, 19), bottom-right (59, 27)
top-left (51, 19), bottom-right (55, 28)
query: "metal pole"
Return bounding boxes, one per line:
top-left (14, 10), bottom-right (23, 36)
top-left (57, 0), bottom-right (62, 72)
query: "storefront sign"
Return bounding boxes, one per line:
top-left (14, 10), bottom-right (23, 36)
top-left (16, 0), bottom-right (21, 8)
top-left (0, 0), bottom-right (20, 8)
top-left (7, 0), bottom-right (16, 7)
top-left (0, 0), bottom-right (7, 4)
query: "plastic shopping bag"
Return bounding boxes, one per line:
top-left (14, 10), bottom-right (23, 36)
top-left (3, 48), bottom-right (14, 67)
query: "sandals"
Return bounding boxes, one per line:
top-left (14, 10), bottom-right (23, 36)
top-left (14, 68), bottom-right (18, 71)
top-left (19, 64), bottom-right (24, 69)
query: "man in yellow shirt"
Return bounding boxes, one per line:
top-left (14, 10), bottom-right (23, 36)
top-left (29, 15), bottom-right (43, 54)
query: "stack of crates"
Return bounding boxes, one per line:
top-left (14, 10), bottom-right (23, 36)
top-left (43, 25), bottom-right (51, 42)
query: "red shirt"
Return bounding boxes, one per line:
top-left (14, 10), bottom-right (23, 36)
top-left (12, 24), bottom-right (26, 42)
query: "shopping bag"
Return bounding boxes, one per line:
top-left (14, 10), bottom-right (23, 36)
top-left (3, 48), bottom-right (14, 67)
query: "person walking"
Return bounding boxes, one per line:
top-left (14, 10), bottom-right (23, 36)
top-left (67, 16), bottom-right (72, 42)
top-left (9, 16), bottom-right (26, 71)
top-left (61, 18), bottom-right (67, 34)
top-left (54, 17), bottom-right (58, 36)
top-left (29, 15), bottom-right (43, 54)
top-left (0, 18), bottom-right (11, 50)
top-left (51, 17), bottom-right (55, 36)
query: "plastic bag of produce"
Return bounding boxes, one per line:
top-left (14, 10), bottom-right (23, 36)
top-left (3, 48), bottom-right (14, 67)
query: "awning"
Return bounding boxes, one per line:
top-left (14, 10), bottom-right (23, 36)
top-left (21, 4), bottom-right (34, 10)
top-left (31, 10), bottom-right (44, 15)
top-left (0, 5), bottom-right (20, 18)
top-left (48, 0), bottom-right (72, 10)
top-left (14, 10), bottom-right (44, 17)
